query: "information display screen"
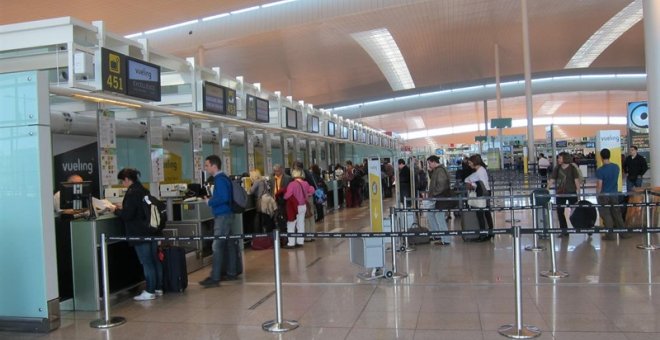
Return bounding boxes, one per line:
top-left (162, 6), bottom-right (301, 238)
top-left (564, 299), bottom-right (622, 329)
top-left (246, 94), bottom-right (257, 121)
top-left (341, 126), bottom-right (349, 139)
top-left (352, 129), bottom-right (358, 141)
top-left (327, 121), bottom-right (336, 136)
top-left (256, 97), bottom-right (269, 123)
top-left (361, 131), bottom-right (367, 143)
top-left (225, 87), bottom-right (237, 116)
top-left (285, 108), bottom-right (298, 129)
top-left (556, 140), bottom-right (568, 148)
top-left (308, 115), bottom-right (320, 133)
top-left (126, 57), bottom-right (161, 101)
top-left (202, 81), bottom-right (225, 114)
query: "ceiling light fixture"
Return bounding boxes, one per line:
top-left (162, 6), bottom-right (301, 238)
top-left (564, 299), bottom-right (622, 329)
top-left (351, 28), bottom-right (415, 91)
top-left (202, 13), bottom-right (230, 22)
top-left (565, 0), bottom-right (642, 68)
top-left (262, 0), bottom-right (298, 8)
top-left (537, 100), bottom-right (565, 115)
top-left (145, 19), bottom-right (199, 35)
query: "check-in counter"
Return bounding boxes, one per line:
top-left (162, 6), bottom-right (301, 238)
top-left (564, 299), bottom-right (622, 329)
top-left (70, 215), bottom-right (142, 311)
top-left (326, 180), bottom-right (341, 210)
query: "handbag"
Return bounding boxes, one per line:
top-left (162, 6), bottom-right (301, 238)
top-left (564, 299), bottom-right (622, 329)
top-left (467, 191), bottom-right (487, 208)
top-left (297, 181), bottom-right (314, 219)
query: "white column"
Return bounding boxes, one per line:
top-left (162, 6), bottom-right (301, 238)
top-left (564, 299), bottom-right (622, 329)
top-left (644, 0), bottom-right (660, 186)
top-left (521, 0), bottom-right (536, 172)
top-left (495, 44), bottom-right (504, 169)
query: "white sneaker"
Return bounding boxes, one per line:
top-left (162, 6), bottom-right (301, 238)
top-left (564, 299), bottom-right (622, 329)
top-left (155, 289), bottom-right (163, 296)
top-left (133, 290), bottom-right (156, 301)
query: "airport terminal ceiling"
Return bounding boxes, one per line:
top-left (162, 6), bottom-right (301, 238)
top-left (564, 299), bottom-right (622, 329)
top-left (1, 0), bottom-right (647, 147)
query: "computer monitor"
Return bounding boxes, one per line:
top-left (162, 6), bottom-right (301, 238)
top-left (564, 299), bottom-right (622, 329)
top-left (59, 181), bottom-right (92, 210)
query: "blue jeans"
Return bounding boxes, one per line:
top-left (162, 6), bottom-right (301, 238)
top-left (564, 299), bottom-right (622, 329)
top-left (133, 241), bottom-right (162, 293)
top-left (212, 214), bottom-right (238, 281)
top-left (423, 200), bottom-right (449, 243)
top-left (626, 178), bottom-right (643, 192)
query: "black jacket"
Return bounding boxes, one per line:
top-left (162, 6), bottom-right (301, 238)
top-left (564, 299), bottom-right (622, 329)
top-left (398, 165), bottom-right (411, 198)
top-left (623, 154), bottom-right (648, 181)
top-left (116, 182), bottom-right (152, 244)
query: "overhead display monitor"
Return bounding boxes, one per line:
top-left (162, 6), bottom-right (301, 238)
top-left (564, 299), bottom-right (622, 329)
top-left (308, 115), bottom-right (320, 133)
top-left (202, 81), bottom-right (225, 115)
top-left (360, 131), bottom-right (367, 143)
top-left (225, 87), bottom-right (237, 116)
top-left (352, 129), bottom-right (358, 141)
top-left (556, 140), bottom-right (568, 148)
top-left (585, 142), bottom-right (595, 148)
top-left (255, 96), bottom-right (269, 123)
top-left (246, 94), bottom-right (257, 121)
top-left (101, 48), bottom-right (127, 96)
top-left (126, 57), bottom-right (161, 101)
top-left (285, 107), bottom-right (298, 129)
top-left (327, 121), bottom-right (336, 136)
top-left (341, 125), bottom-right (349, 139)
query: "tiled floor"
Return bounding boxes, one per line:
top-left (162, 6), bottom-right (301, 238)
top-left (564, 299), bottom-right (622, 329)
top-left (2, 193), bottom-right (660, 340)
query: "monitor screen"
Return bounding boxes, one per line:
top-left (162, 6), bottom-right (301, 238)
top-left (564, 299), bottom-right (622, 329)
top-left (502, 146), bottom-right (512, 152)
top-left (352, 129), bottom-right (358, 141)
top-left (225, 87), bottom-right (237, 116)
top-left (360, 131), bottom-right (367, 143)
top-left (60, 181), bottom-right (92, 210)
top-left (125, 57), bottom-right (161, 101)
top-left (246, 94), bottom-right (257, 121)
top-left (256, 97), bottom-right (269, 123)
top-left (341, 126), bottom-right (349, 139)
top-left (556, 140), bottom-right (568, 148)
top-left (327, 121), bottom-right (336, 136)
top-left (202, 81), bottom-right (225, 115)
top-left (285, 108), bottom-right (298, 129)
top-left (585, 142), bottom-right (595, 148)
top-left (308, 115), bottom-right (320, 133)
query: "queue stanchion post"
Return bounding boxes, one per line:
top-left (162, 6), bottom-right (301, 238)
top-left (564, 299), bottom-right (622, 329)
top-left (637, 189), bottom-right (659, 250)
top-left (399, 199), bottom-right (415, 253)
top-left (498, 225), bottom-right (542, 339)
top-left (387, 208), bottom-right (407, 280)
top-left (505, 183), bottom-right (521, 223)
top-left (525, 191), bottom-right (545, 252)
top-left (263, 230), bottom-right (299, 333)
top-left (540, 200), bottom-right (569, 279)
top-left (90, 233), bottom-right (127, 329)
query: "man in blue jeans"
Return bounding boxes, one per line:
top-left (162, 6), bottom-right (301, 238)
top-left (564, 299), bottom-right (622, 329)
top-left (199, 155), bottom-right (238, 288)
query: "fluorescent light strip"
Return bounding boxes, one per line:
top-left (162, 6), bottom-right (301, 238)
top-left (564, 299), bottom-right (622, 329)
top-left (145, 19), bottom-right (199, 35)
top-left (351, 28), bottom-right (415, 91)
top-left (262, 0), bottom-right (297, 8)
top-left (202, 13), bottom-right (230, 22)
top-left (125, 32), bottom-right (143, 39)
top-left (231, 6), bottom-right (260, 15)
top-left (566, 0), bottom-right (642, 68)
top-left (537, 100), bottom-right (565, 115)
top-left (330, 73), bottom-right (646, 112)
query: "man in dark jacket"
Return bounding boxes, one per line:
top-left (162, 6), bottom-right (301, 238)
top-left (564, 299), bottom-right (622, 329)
top-left (199, 155), bottom-right (238, 287)
top-left (397, 159), bottom-right (411, 204)
top-left (623, 145), bottom-right (648, 191)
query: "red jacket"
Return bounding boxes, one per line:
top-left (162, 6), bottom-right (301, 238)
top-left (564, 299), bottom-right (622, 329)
top-left (285, 196), bottom-right (298, 222)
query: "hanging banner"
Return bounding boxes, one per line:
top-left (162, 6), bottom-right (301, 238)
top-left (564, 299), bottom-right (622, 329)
top-left (627, 101), bottom-right (650, 164)
top-left (595, 130), bottom-right (623, 191)
top-left (368, 158), bottom-right (383, 232)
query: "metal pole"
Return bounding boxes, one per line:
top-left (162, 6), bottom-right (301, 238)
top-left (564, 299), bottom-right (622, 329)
top-left (90, 233), bottom-right (126, 329)
top-left (637, 189), bottom-right (658, 250)
top-left (540, 201), bottom-right (568, 279)
top-left (399, 198), bottom-right (415, 252)
top-left (505, 183), bottom-right (521, 223)
top-left (388, 208), bottom-right (407, 279)
top-left (263, 230), bottom-right (299, 332)
top-left (499, 225), bottom-right (541, 338)
top-left (525, 191), bottom-right (545, 252)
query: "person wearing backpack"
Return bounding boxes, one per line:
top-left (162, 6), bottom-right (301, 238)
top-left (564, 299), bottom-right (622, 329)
top-left (115, 168), bottom-right (163, 301)
top-left (199, 155), bottom-right (239, 287)
top-left (311, 164), bottom-right (326, 222)
top-left (549, 152), bottom-right (581, 238)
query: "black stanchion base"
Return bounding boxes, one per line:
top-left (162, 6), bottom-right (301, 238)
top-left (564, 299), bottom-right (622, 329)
top-left (498, 324), bottom-right (541, 339)
top-left (90, 316), bottom-right (126, 329)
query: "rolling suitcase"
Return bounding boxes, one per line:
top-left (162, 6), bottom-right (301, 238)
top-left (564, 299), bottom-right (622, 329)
top-left (407, 224), bottom-right (430, 245)
top-left (569, 200), bottom-right (597, 228)
top-left (460, 209), bottom-right (481, 242)
top-left (221, 240), bottom-right (244, 277)
top-left (162, 246), bottom-right (188, 292)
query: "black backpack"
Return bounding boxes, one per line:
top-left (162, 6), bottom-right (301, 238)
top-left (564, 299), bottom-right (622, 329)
top-left (142, 194), bottom-right (167, 234)
top-left (219, 174), bottom-right (248, 213)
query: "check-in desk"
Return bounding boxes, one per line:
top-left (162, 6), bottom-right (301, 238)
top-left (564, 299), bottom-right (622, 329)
top-left (165, 199), bottom-right (248, 273)
top-left (326, 180), bottom-right (341, 210)
top-left (70, 215), bottom-right (142, 311)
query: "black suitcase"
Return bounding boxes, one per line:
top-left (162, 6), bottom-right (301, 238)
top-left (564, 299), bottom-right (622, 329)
top-left (221, 240), bottom-right (243, 277)
top-left (460, 210), bottom-right (482, 242)
top-left (162, 246), bottom-right (188, 293)
top-left (407, 225), bottom-right (430, 245)
top-left (570, 200), bottom-right (597, 228)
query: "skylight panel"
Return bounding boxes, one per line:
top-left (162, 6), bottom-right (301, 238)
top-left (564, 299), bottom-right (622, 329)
top-left (351, 28), bottom-right (415, 91)
top-left (565, 0), bottom-right (642, 68)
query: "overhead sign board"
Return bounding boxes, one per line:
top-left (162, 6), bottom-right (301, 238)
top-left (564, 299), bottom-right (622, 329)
top-left (101, 48), bottom-right (161, 102)
top-left (101, 48), bottom-right (126, 95)
top-left (491, 118), bottom-right (512, 129)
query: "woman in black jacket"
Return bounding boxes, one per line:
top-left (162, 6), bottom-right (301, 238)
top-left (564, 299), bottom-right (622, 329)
top-left (115, 168), bottom-right (163, 301)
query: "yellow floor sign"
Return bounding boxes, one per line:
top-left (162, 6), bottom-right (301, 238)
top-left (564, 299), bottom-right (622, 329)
top-left (368, 158), bottom-right (383, 232)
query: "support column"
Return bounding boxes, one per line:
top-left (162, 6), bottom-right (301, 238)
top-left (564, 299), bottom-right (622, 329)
top-left (495, 44), bottom-right (504, 169)
top-left (644, 0), bottom-right (660, 186)
top-left (521, 0), bottom-right (536, 173)
top-left (483, 100), bottom-right (489, 149)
